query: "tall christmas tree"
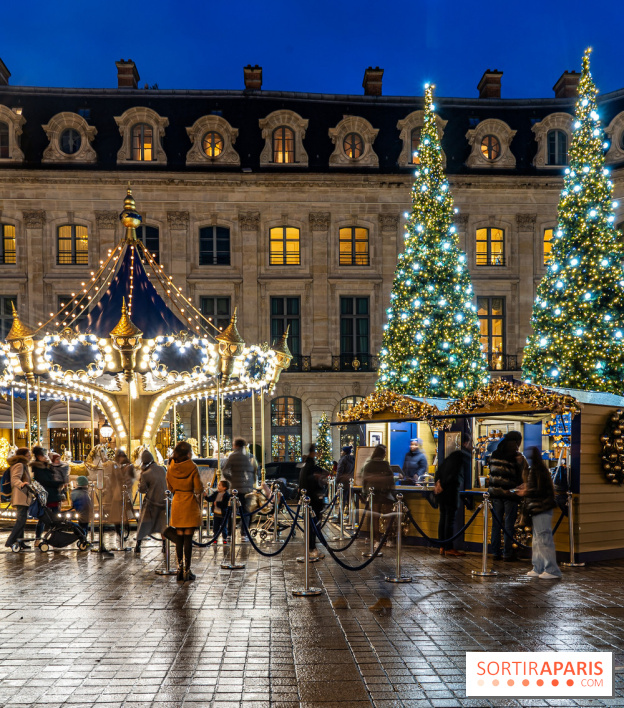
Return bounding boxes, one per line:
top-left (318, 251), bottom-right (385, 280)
top-left (315, 412), bottom-right (332, 472)
top-left (377, 84), bottom-right (487, 397)
top-left (523, 49), bottom-right (624, 393)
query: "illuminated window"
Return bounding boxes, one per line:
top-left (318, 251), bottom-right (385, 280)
top-left (57, 225), bottom-right (88, 266)
top-left (200, 296), bottom-right (231, 332)
top-left (543, 228), bottom-right (554, 265)
top-left (199, 226), bottom-right (230, 265)
top-left (480, 134), bottom-right (501, 161)
top-left (410, 127), bottom-right (422, 164)
top-left (269, 227), bottom-right (300, 266)
top-left (136, 225), bottom-right (160, 264)
top-left (202, 131), bottom-right (223, 158)
top-left (339, 395), bottom-right (365, 451)
top-left (547, 130), bottom-right (568, 165)
top-left (0, 224), bottom-right (16, 264)
top-left (59, 128), bottom-right (82, 155)
top-left (476, 227), bottom-right (505, 266)
top-left (271, 396), bottom-right (302, 462)
top-left (343, 132), bottom-right (364, 159)
top-left (272, 126), bottom-right (294, 163)
top-left (0, 297), bottom-right (17, 338)
top-left (57, 294), bottom-right (87, 328)
top-left (0, 122), bottom-right (8, 159)
top-left (478, 297), bottom-right (505, 370)
top-left (339, 227), bottom-right (369, 266)
top-left (131, 123), bottom-right (153, 161)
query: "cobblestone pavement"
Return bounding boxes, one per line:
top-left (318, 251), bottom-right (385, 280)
top-left (0, 527), bottom-right (623, 708)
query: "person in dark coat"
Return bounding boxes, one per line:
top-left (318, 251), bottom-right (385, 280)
top-left (516, 447), bottom-right (561, 579)
top-left (71, 476), bottom-right (93, 534)
top-left (31, 447), bottom-right (63, 547)
top-left (401, 438), bottom-right (428, 483)
top-left (298, 443), bottom-right (328, 559)
top-left (488, 430), bottom-right (527, 561)
top-left (221, 438), bottom-right (255, 514)
top-left (434, 433), bottom-right (471, 556)
top-left (134, 450), bottom-right (167, 554)
top-left (4, 448), bottom-right (32, 550)
top-left (335, 445), bottom-right (355, 498)
top-left (206, 479), bottom-right (231, 544)
top-left (361, 444), bottom-right (395, 542)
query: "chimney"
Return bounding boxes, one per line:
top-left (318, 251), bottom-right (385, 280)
top-left (553, 70), bottom-right (581, 98)
top-left (116, 59), bottom-right (140, 89)
top-left (0, 58), bottom-right (10, 86)
top-left (477, 69), bottom-right (503, 99)
top-left (244, 65), bottom-right (262, 90)
top-left (363, 67), bottom-right (384, 96)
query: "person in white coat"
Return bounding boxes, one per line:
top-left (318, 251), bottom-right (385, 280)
top-left (5, 448), bottom-right (33, 550)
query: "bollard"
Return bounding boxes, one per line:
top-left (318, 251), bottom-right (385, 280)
top-left (472, 493), bottom-right (498, 577)
top-left (561, 490), bottom-right (585, 568)
top-left (89, 481), bottom-right (95, 545)
top-left (345, 486), bottom-right (354, 530)
top-left (156, 491), bottom-right (177, 575)
top-left (292, 497), bottom-right (323, 596)
top-left (221, 490), bottom-right (245, 570)
top-left (270, 483), bottom-right (283, 545)
top-left (198, 488), bottom-right (205, 544)
top-left (362, 487), bottom-right (382, 558)
top-left (385, 494), bottom-right (411, 583)
top-left (337, 484), bottom-right (348, 541)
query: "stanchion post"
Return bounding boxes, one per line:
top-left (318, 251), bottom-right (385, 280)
top-left (89, 481), bottom-right (95, 544)
top-left (385, 493), bottom-right (412, 583)
top-left (337, 484), bottom-right (347, 540)
top-left (363, 487), bottom-right (382, 558)
top-left (119, 484), bottom-right (126, 551)
top-left (472, 493), bottom-right (498, 577)
top-left (198, 488), bottom-right (205, 544)
top-left (561, 490), bottom-right (585, 568)
top-left (221, 490), bottom-right (245, 570)
top-left (156, 491), bottom-right (177, 575)
top-left (292, 497), bottom-right (322, 596)
top-left (271, 483), bottom-right (283, 545)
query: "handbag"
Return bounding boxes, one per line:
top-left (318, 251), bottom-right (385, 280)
top-left (163, 526), bottom-right (178, 542)
top-left (434, 479), bottom-right (443, 496)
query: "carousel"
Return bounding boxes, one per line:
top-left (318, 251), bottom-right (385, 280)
top-left (0, 189), bottom-right (291, 478)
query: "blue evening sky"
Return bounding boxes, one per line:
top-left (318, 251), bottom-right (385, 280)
top-left (2, 0), bottom-right (623, 99)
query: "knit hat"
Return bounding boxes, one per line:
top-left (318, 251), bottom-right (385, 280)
top-left (76, 476), bottom-right (89, 488)
top-left (342, 445), bottom-right (352, 454)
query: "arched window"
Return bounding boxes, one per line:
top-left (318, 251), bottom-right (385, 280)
top-left (480, 134), bottom-right (501, 161)
top-left (0, 224), bottom-right (16, 264)
top-left (136, 225), bottom-right (160, 264)
top-left (271, 396), bottom-right (302, 462)
top-left (343, 132), bottom-right (364, 159)
top-left (476, 227), bottom-right (505, 266)
top-left (57, 225), bottom-right (88, 265)
top-left (59, 128), bottom-right (82, 155)
top-left (339, 396), bottom-right (365, 451)
top-left (410, 127), bottom-right (422, 164)
top-left (272, 126), bottom-right (294, 163)
top-left (547, 129), bottom-right (568, 165)
top-left (132, 123), bottom-right (153, 161)
top-left (0, 121), bottom-right (9, 159)
top-left (269, 226), bottom-right (300, 266)
top-left (543, 228), bottom-right (554, 265)
top-left (339, 227), bottom-right (369, 266)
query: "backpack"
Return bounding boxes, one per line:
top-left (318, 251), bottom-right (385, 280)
top-left (0, 468), bottom-right (11, 500)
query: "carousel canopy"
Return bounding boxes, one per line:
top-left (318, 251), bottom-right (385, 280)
top-left (0, 400), bottom-right (26, 427)
top-left (47, 401), bottom-right (98, 429)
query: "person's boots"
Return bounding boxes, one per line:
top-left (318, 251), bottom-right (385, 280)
top-left (134, 540), bottom-right (142, 554)
top-left (184, 564), bottom-right (196, 582)
top-left (176, 562), bottom-right (184, 581)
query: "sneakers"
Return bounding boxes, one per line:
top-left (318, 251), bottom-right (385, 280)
top-left (223, 538), bottom-right (228, 545)
top-left (445, 549), bottom-right (466, 557)
top-left (526, 570), bottom-right (540, 577)
top-left (309, 549), bottom-right (325, 560)
top-left (439, 548), bottom-right (445, 556)
top-left (539, 571), bottom-right (562, 579)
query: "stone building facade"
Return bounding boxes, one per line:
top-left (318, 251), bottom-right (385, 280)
top-left (1, 59), bottom-right (624, 460)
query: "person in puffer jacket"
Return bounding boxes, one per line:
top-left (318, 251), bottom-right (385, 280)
top-left (516, 447), bottom-right (561, 579)
top-left (488, 431), bottom-right (527, 561)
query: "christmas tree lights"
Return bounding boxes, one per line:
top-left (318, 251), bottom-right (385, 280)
top-left (377, 84), bottom-right (487, 397)
top-left (523, 49), bottom-right (624, 393)
top-left (315, 412), bottom-right (332, 471)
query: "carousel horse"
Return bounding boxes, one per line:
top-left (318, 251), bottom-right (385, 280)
top-left (131, 442), bottom-right (164, 468)
top-left (84, 443), bottom-right (116, 479)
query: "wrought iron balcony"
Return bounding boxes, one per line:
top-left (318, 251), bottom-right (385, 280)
top-left (281, 355), bottom-right (311, 372)
top-left (476, 254), bottom-right (506, 266)
top-left (486, 353), bottom-right (519, 371)
top-left (332, 354), bottom-right (378, 372)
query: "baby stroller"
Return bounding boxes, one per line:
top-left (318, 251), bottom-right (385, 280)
top-left (247, 480), bottom-right (292, 541)
top-left (15, 482), bottom-right (90, 553)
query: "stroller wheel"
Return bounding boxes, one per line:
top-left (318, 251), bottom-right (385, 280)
top-left (250, 530), bottom-right (257, 537)
top-left (77, 540), bottom-right (89, 552)
top-left (39, 543), bottom-right (50, 553)
top-left (259, 531), bottom-right (267, 540)
top-left (10, 543), bottom-right (21, 553)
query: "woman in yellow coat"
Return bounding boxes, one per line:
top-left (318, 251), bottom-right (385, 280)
top-left (166, 441), bottom-right (203, 581)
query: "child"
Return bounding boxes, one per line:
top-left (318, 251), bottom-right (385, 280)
top-left (207, 479), bottom-right (231, 544)
top-left (71, 476), bottom-right (93, 535)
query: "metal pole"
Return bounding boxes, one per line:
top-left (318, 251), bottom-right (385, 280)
top-left (221, 490), bottom-right (245, 569)
top-left (127, 383), bottom-right (132, 460)
top-left (337, 484), bottom-right (347, 540)
top-left (260, 387), bottom-right (266, 485)
top-left (66, 395), bottom-right (71, 459)
top-left (204, 397), bottom-right (209, 458)
top-left (10, 385), bottom-right (15, 447)
top-left (472, 493), bottom-right (498, 577)
top-left (196, 397), bottom-right (200, 452)
top-left (271, 483), bottom-right (283, 545)
top-left (89, 481), bottom-right (95, 544)
top-left (363, 488), bottom-right (382, 557)
top-left (173, 402), bottom-right (177, 446)
top-left (156, 491), bottom-right (176, 575)
top-left (292, 497), bottom-right (322, 596)
top-left (36, 377), bottom-right (41, 446)
top-left (221, 390), bottom-right (225, 456)
top-left (118, 483), bottom-right (126, 551)
top-left (26, 381), bottom-right (31, 447)
top-left (98, 487), bottom-right (104, 550)
top-left (198, 488), bottom-right (204, 544)
top-left (561, 491), bottom-right (585, 567)
top-left (216, 383), bottom-right (221, 474)
top-left (385, 493), bottom-right (412, 583)
top-left (251, 390), bottom-right (256, 469)
top-left (90, 394), bottom-right (95, 451)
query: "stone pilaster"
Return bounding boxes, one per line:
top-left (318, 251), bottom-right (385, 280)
top-left (516, 213), bottom-right (537, 361)
top-left (309, 212), bottom-right (331, 367)
top-left (239, 212), bottom-right (260, 343)
top-left (23, 210), bottom-right (46, 323)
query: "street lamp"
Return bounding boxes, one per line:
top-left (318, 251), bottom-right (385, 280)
top-left (100, 420), bottom-right (113, 440)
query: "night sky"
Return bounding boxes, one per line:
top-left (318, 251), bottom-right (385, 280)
top-left (2, 0), bottom-right (623, 99)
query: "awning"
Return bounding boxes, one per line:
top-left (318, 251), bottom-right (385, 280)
top-left (0, 399), bottom-right (26, 427)
top-left (47, 401), bottom-right (97, 429)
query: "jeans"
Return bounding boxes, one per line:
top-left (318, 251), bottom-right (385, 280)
top-left (438, 503), bottom-right (458, 551)
top-left (490, 497), bottom-right (518, 557)
top-left (308, 504), bottom-right (324, 552)
top-left (531, 509), bottom-right (561, 576)
top-left (214, 513), bottom-right (228, 540)
top-left (6, 506), bottom-right (29, 547)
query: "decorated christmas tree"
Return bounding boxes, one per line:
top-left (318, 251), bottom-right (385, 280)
top-left (174, 411), bottom-right (185, 443)
top-left (523, 49), bottom-right (624, 393)
top-left (315, 412), bottom-right (332, 472)
top-left (377, 84), bottom-right (487, 397)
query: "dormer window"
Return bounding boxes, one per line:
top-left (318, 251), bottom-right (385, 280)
top-left (547, 129), bottom-right (568, 165)
top-left (186, 115), bottom-right (239, 165)
top-left (132, 123), bottom-right (153, 161)
top-left (0, 122), bottom-right (8, 158)
top-left (42, 112), bottom-right (97, 164)
top-left (259, 111), bottom-right (308, 167)
top-left (114, 107), bottom-right (168, 165)
top-left (397, 111), bottom-right (447, 168)
top-left (273, 126), bottom-right (295, 163)
top-left (466, 118), bottom-right (516, 168)
top-left (329, 116), bottom-right (379, 167)
top-left (531, 113), bottom-right (572, 169)
top-left (410, 128), bottom-right (421, 164)
top-left (0, 105), bottom-right (26, 163)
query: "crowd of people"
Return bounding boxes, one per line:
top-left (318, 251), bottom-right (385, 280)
top-left (1, 428), bottom-right (561, 581)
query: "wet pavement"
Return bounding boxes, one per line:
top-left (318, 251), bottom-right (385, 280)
top-left (0, 527), bottom-right (623, 708)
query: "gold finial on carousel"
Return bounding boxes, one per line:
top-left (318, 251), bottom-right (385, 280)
top-left (120, 185), bottom-right (142, 242)
top-left (6, 302), bottom-right (36, 342)
top-left (110, 297), bottom-right (142, 339)
top-left (216, 307), bottom-right (245, 381)
top-left (269, 324), bottom-right (293, 388)
top-left (110, 297), bottom-right (143, 381)
top-left (6, 302), bottom-right (36, 381)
